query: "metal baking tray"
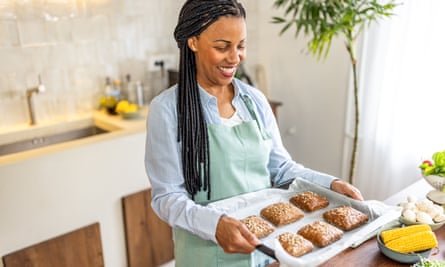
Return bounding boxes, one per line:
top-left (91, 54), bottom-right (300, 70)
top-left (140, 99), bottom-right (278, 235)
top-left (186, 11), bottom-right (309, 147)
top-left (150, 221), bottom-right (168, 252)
top-left (209, 178), bottom-right (401, 267)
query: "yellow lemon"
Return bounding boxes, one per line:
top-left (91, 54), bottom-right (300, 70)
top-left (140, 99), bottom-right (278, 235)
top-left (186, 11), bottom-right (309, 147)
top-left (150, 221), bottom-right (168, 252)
top-left (116, 100), bottom-right (129, 113)
top-left (125, 103), bottom-right (139, 113)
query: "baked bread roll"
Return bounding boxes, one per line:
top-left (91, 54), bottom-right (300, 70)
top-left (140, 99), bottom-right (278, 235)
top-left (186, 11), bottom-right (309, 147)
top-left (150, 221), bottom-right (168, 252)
top-left (240, 215), bottom-right (275, 239)
top-left (323, 206), bottom-right (369, 231)
top-left (290, 191), bottom-right (329, 212)
top-left (260, 202), bottom-right (304, 226)
top-left (297, 221), bottom-right (343, 247)
top-left (277, 232), bottom-right (314, 257)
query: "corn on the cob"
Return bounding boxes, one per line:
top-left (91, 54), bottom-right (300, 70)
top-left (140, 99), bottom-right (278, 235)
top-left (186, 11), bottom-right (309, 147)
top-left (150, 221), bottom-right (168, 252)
top-left (380, 224), bottom-right (432, 244)
top-left (385, 230), bottom-right (438, 253)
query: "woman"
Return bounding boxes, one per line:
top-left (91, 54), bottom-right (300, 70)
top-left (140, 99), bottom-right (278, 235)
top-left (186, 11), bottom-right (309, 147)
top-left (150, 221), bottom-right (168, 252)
top-left (144, 0), bottom-right (363, 266)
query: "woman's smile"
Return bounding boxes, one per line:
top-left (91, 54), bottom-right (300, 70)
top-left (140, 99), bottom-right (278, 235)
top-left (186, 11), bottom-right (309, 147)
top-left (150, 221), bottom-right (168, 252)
top-left (218, 66), bottom-right (237, 78)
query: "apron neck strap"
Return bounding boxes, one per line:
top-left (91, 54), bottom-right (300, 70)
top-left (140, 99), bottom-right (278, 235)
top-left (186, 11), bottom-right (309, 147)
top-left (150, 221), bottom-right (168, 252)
top-left (241, 94), bottom-right (271, 139)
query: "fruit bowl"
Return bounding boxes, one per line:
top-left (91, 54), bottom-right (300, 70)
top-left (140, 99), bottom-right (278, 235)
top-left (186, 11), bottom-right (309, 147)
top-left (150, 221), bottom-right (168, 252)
top-left (424, 174), bottom-right (445, 191)
top-left (423, 175), bottom-right (445, 204)
top-left (120, 110), bottom-right (140, 119)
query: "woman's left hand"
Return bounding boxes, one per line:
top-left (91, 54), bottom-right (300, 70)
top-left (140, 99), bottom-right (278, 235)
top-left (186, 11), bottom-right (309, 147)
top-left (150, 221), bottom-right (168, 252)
top-left (330, 180), bottom-right (364, 201)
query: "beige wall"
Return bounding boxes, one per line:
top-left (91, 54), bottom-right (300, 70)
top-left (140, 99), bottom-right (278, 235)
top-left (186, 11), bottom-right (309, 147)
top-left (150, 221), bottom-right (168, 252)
top-left (0, 0), bottom-right (349, 176)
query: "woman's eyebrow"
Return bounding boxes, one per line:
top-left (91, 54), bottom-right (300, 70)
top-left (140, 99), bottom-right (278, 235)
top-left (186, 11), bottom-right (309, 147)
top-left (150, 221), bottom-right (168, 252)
top-left (213, 39), bottom-right (246, 44)
top-left (213, 39), bottom-right (231, 44)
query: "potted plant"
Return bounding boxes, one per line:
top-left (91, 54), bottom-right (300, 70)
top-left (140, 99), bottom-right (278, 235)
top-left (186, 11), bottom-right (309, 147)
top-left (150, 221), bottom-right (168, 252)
top-left (272, 0), bottom-right (399, 184)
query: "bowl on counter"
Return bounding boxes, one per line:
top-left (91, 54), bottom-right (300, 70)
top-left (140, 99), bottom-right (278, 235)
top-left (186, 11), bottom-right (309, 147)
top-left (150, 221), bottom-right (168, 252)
top-left (120, 111), bottom-right (140, 120)
top-left (423, 174), bottom-right (445, 204)
top-left (377, 232), bottom-right (432, 264)
top-left (399, 216), bottom-right (445, 231)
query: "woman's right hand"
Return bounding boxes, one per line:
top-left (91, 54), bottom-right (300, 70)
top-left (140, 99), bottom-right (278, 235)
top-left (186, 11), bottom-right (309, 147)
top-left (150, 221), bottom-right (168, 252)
top-left (215, 215), bottom-right (261, 254)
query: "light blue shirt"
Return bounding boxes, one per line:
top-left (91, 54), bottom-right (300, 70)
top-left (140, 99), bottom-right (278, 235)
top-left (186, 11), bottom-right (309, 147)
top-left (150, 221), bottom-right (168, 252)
top-left (144, 78), bottom-right (338, 243)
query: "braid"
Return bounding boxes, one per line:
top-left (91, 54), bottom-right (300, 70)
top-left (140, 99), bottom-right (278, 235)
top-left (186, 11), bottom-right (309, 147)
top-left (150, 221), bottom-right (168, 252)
top-left (174, 0), bottom-right (246, 200)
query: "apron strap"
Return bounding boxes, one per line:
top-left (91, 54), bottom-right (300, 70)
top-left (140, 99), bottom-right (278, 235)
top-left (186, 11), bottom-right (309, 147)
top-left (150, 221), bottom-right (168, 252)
top-left (241, 94), bottom-right (271, 140)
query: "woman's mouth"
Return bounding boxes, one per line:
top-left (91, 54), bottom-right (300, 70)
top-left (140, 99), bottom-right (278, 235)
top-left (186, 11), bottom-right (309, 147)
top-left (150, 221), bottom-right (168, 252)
top-left (218, 66), bottom-right (237, 77)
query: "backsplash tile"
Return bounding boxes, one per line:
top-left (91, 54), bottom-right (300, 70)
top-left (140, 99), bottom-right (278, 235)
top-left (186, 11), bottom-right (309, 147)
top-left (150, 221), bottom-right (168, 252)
top-left (0, 19), bottom-right (19, 46)
top-left (0, 0), bottom-right (259, 128)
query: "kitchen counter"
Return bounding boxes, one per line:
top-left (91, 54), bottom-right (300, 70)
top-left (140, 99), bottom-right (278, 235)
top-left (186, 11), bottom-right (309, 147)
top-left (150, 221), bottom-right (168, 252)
top-left (0, 106), bottom-right (149, 166)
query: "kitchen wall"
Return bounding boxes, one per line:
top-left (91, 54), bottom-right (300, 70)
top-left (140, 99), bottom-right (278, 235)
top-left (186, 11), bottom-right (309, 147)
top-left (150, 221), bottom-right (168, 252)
top-left (0, 0), bottom-right (350, 177)
top-left (0, 0), bottom-right (182, 128)
top-left (258, 2), bottom-right (350, 178)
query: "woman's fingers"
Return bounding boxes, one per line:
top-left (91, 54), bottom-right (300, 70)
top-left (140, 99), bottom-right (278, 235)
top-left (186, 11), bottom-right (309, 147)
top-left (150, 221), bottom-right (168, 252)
top-left (215, 215), bottom-right (260, 254)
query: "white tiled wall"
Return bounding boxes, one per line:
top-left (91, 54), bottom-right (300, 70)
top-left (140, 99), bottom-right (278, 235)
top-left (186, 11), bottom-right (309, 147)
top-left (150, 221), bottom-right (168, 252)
top-left (0, 0), bottom-right (190, 128)
top-left (0, 0), bottom-right (260, 129)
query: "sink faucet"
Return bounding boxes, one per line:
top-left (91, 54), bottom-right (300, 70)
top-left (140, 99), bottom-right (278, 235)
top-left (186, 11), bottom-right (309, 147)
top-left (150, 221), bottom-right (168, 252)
top-left (26, 75), bottom-right (45, 125)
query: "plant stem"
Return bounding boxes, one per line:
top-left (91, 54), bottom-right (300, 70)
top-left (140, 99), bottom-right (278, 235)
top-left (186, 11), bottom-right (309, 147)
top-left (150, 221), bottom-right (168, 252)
top-left (346, 35), bottom-right (359, 185)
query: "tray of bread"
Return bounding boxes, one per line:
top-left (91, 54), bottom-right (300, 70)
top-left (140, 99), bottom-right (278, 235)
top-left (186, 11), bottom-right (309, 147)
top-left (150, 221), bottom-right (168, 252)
top-left (208, 177), bottom-right (401, 267)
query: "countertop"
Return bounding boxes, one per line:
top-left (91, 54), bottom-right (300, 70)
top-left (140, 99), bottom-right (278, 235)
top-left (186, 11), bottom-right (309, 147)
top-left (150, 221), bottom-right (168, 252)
top-left (0, 107), bottom-right (149, 166)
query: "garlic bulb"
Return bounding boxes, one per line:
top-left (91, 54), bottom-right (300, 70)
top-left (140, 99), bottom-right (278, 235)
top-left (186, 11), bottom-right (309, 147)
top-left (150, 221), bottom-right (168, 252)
top-left (401, 195), bottom-right (445, 224)
top-left (416, 211), bottom-right (434, 224)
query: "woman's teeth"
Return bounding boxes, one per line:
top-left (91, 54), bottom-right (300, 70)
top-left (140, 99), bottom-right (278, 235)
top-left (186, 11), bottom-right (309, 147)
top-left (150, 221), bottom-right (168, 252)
top-left (219, 67), bottom-right (236, 75)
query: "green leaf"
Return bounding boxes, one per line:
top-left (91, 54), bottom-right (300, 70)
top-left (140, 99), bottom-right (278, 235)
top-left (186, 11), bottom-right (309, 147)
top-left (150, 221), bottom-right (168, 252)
top-left (272, 0), bottom-right (399, 60)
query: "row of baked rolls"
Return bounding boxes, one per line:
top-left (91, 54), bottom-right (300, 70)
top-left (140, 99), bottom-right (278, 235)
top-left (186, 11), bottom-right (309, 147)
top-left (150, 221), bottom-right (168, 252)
top-left (289, 191), bottom-right (369, 231)
top-left (277, 220), bottom-right (343, 257)
top-left (240, 192), bottom-right (370, 257)
top-left (256, 191), bottom-right (330, 228)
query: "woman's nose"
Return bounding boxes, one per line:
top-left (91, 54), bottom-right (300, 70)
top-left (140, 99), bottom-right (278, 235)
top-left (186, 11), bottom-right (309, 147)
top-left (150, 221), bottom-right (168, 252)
top-left (227, 48), bottom-right (243, 64)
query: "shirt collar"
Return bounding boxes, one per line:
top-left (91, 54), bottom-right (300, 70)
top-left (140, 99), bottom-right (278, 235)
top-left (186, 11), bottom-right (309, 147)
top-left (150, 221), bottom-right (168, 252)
top-left (198, 79), bottom-right (244, 105)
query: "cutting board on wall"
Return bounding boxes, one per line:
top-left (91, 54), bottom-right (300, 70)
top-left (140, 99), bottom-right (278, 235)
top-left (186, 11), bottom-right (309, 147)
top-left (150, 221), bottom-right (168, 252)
top-left (2, 222), bottom-right (104, 267)
top-left (122, 188), bottom-right (174, 267)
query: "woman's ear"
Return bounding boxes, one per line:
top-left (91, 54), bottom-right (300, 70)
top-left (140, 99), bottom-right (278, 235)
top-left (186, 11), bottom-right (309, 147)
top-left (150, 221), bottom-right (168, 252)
top-left (187, 37), bottom-right (198, 52)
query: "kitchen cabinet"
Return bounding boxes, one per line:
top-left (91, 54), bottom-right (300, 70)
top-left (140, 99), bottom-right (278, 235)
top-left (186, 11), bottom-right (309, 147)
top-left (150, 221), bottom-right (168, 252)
top-left (122, 189), bottom-right (174, 267)
top-left (2, 223), bottom-right (104, 267)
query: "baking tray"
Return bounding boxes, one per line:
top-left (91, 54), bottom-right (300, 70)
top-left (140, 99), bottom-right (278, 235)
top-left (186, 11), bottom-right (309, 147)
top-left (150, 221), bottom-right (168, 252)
top-left (208, 178), bottom-right (401, 267)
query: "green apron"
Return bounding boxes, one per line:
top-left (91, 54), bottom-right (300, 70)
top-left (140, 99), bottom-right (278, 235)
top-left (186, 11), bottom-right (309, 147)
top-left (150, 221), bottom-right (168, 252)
top-left (174, 96), bottom-right (275, 267)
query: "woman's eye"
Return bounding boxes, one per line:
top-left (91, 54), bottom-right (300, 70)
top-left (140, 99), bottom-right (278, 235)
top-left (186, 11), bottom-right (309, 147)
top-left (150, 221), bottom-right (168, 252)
top-left (215, 47), bottom-right (228, 51)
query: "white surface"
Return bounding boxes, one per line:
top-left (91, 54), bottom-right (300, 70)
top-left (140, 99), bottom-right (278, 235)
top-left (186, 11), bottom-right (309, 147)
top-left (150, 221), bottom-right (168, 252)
top-left (209, 178), bottom-right (401, 267)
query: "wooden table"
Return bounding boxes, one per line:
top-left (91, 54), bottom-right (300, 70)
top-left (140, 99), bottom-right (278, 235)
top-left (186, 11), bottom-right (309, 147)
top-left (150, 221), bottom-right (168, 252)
top-left (318, 179), bottom-right (445, 266)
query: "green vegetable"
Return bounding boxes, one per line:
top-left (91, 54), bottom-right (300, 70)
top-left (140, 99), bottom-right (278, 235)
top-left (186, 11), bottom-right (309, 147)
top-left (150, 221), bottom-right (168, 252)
top-left (411, 256), bottom-right (445, 267)
top-left (420, 150), bottom-right (445, 177)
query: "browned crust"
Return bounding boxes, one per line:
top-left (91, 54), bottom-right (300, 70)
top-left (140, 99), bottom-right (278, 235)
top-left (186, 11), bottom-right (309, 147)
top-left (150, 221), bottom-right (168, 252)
top-left (297, 221), bottom-right (343, 247)
top-left (277, 232), bottom-right (314, 257)
top-left (240, 215), bottom-right (275, 238)
top-left (322, 206), bottom-right (369, 231)
top-left (289, 191), bottom-right (330, 212)
top-left (260, 202), bottom-right (304, 226)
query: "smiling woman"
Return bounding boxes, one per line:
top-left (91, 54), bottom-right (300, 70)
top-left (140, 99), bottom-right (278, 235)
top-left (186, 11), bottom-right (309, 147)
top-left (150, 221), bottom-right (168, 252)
top-left (145, 1), bottom-right (363, 267)
top-left (351, 0), bottom-right (445, 201)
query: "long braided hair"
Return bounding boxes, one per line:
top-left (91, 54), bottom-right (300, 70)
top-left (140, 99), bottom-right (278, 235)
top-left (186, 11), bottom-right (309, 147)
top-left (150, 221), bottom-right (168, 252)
top-left (174, 0), bottom-right (246, 200)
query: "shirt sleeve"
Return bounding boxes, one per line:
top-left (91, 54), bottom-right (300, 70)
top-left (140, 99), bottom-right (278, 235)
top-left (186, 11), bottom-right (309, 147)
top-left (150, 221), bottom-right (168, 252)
top-left (144, 90), bottom-right (224, 243)
top-left (245, 87), bottom-right (338, 189)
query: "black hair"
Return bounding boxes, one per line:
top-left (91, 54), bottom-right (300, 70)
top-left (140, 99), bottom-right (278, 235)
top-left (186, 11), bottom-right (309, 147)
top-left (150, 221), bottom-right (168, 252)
top-left (174, 0), bottom-right (246, 200)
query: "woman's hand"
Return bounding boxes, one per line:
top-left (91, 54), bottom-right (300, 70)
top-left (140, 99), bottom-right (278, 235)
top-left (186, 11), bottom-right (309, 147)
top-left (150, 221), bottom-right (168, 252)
top-left (330, 180), bottom-right (364, 201)
top-left (215, 215), bottom-right (261, 254)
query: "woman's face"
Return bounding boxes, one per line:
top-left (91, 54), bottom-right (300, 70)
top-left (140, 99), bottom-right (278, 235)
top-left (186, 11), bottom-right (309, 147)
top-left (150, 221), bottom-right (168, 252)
top-left (188, 16), bottom-right (247, 90)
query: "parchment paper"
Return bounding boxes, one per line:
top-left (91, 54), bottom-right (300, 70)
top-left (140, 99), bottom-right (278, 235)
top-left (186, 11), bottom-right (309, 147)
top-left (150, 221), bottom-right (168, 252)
top-left (208, 178), bottom-right (401, 267)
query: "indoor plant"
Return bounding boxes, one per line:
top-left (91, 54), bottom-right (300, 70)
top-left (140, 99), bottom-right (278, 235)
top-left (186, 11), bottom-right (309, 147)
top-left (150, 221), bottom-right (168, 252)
top-left (272, 0), bottom-right (398, 184)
